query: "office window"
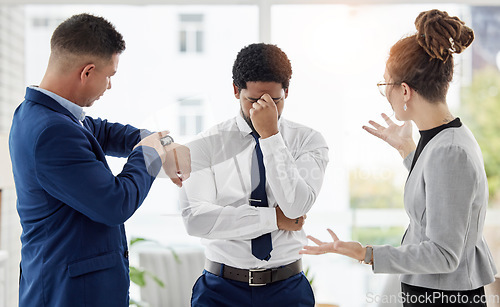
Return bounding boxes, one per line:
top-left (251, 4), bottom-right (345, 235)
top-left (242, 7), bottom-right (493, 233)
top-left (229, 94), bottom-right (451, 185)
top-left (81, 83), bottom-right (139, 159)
top-left (179, 14), bottom-right (204, 53)
top-left (178, 98), bottom-right (203, 136)
top-left (31, 17), bottom-right (62, 28)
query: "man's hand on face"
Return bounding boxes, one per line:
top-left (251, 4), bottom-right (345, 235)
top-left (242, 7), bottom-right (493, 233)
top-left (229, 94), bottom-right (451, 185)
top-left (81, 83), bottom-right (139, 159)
top-left (276, 206), bottom-right (306, 231)
top-left (249, 93), bottom-right (279, 139)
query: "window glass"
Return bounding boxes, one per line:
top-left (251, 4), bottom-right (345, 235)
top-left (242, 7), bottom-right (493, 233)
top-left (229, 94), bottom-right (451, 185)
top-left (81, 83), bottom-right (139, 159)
top-left (179, 13), bottom-right (204, 53)
top-left (271, 4), bottom-right (500, 305)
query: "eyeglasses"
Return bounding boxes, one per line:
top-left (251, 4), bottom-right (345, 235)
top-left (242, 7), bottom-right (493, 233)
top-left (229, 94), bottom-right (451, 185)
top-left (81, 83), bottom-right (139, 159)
top-left (377, 81), bottom-right (401, 97)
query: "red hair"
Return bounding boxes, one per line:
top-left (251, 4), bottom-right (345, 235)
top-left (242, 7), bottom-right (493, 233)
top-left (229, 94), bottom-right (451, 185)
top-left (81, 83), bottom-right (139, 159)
top-left (387, 9), bottom-right (474, 102)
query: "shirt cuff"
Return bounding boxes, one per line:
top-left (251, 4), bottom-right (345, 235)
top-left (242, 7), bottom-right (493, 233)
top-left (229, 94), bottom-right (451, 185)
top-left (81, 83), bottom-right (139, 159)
top-left (260, 207), bottom-right (278, 232)
top-left (372, 245), bottom-right (392, 273)
top-left (259, 131), bottom-right (286, 156)
top-left (403, 150), bottom-right (416, 170)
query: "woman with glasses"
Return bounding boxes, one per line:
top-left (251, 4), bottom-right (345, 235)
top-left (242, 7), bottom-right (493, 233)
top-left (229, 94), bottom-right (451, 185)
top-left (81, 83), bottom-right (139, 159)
top-left (301, 9), bottom-right (497, 306)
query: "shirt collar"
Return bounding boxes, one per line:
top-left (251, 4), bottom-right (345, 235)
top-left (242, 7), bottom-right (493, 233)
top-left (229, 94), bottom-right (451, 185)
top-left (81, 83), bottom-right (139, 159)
top-left (30, 86), bottom-right (86, 122)
top-left (235, 112), bottom-right (283, 137)
top-left (236, 112), bottom-right (253, 136)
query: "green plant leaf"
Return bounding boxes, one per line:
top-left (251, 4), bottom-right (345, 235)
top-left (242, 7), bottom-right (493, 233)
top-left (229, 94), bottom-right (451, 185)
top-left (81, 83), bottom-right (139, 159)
top-left (130, 237), bottom-right (147, 246)
top-left (129, 298), bottom-right (143, 307)
top-left (303, 266), bottom-right (315, 286)
top-left (146, 271), bottom-right (165, 288)
top-left (165, 246), bottom-right (181, 264)
top-left (129, 266), bottom-right (146, 287)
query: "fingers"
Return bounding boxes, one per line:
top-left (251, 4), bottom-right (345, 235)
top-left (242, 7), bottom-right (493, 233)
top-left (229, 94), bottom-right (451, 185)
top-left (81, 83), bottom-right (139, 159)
top-left (250, 101), bottom-right (266, 116)
top-left (251, 94), bottom-right (276, 111)
top-left (162, 144), bottom-right (191, 185)
top-left (362, 126), bottom-right (385, 140)
top-left (306, 235), bottom-right (324, 246)
top-left (381, 113), bottom-right (395, 126)
top-left (173, 145), bottom-right (191, 182)
top-left (178, 170), bottom-right (190, 181)
top-left (251, 102), bottom-right (263, 111)
top-left (173, 148), bottom-right (180, 171)
top-left (299, 246), bottom-right (324, 255)
top-left (362, 113), bottom-right (394, 134)
top-left (362, 118), bottom-right (387, 140)
top-left (368, 120), bottom-right (384, 130)
top-left (170, 176), bottom-right (182, 188)
top-left (158, 130), bottom-right (170, 138)
top-left (259, 94), bottom-right (275, 105)
top-left (327, 228), bottom-right (339, 241)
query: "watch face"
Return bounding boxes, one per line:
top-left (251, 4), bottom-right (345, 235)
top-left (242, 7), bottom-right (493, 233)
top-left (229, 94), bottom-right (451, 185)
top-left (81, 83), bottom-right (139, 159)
top-left (160, 135), bottom-right (174, 146)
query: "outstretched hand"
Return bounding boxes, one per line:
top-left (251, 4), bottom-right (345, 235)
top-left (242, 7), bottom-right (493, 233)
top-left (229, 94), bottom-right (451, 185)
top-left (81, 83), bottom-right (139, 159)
top-left (362, 113), bottom-right (415, 159)
top-left (299, 229), bottom-right (365, 262)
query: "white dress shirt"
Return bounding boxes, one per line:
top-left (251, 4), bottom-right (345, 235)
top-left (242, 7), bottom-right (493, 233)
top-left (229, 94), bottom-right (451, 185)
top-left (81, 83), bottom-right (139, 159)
top-left (30, 86), bottom-right (86, 122)
top-left (180, 114), bottom-right (329, 269)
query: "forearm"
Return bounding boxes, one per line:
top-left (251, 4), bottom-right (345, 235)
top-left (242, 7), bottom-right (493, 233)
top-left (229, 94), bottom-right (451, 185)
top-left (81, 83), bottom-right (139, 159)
top-left (181, 201), bottom-right (277, 240)
top-left (85, 117), bottom-right (146, 157)
top-left (179, 135), bottom-right (280, 239)
top-left (397, 140), bottom-right (416, 159)
top-left (260, 132), bottom-right (328, 218)
top-left (373, 241), bottom-right (460, 274)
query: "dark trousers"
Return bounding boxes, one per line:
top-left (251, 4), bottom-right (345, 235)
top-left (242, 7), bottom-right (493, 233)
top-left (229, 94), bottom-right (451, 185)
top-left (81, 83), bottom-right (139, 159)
top-left (191, 270), bottom-right (315, 307)
top-left (401, 282), bottom-right (487, 307)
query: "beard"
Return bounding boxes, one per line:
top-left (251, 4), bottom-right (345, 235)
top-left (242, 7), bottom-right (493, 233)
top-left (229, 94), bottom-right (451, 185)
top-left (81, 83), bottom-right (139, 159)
top-left (240, 107), bottom-right (260, 137)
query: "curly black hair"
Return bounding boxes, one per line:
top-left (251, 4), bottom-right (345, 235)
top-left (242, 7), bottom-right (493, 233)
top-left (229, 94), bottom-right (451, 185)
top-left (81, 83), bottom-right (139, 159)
top-left (51, 13), bottom-right (125, 60)
top-left (232, 43), bottom-right (292, 90)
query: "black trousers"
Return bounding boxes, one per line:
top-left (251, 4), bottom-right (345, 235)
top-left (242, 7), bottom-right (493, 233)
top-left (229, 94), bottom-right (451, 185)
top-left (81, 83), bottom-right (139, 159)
top-left (401, 283), bottom-right (487, 307)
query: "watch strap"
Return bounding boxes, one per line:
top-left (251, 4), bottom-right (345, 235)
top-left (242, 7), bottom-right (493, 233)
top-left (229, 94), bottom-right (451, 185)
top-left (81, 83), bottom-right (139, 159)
top-left (363, 246), bottom-right (373, 265)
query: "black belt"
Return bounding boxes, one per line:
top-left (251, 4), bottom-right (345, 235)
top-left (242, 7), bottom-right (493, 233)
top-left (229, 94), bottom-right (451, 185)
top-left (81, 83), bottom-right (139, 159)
top-left (205, 259), bottom-right (302, 286)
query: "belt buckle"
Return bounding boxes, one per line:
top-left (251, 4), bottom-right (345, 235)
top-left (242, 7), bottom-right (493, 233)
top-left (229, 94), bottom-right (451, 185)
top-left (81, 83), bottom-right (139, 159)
top-left (248, 268), bottom-right (267, 286)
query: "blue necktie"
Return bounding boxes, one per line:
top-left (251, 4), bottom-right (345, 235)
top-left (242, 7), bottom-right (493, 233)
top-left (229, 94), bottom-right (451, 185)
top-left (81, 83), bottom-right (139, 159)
top-left (250, 133), bottom-right (273, 261)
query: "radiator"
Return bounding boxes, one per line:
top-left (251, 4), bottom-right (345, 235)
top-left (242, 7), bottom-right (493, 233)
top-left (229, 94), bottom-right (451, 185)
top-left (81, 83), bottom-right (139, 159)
top-left (138, 246), bottom-right (205, 307)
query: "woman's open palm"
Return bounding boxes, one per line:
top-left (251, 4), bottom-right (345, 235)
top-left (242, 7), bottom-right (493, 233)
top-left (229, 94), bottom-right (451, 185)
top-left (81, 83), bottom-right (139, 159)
top-left (363, 113), bottom-right (415, 157)
top-left (299, 229), bottom-right (364, 261)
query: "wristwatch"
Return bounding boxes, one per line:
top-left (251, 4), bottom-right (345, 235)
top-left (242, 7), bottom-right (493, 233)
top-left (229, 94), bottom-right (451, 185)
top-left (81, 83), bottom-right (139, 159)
top-left (361, 245), bottom-right (373, 265)
top-left (160, 135), bottom-right (174, 146)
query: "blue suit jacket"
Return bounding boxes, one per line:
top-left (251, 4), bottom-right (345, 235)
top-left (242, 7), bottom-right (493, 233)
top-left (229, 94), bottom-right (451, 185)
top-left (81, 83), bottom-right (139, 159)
top-left (9, 87), bottom-right (161, 306)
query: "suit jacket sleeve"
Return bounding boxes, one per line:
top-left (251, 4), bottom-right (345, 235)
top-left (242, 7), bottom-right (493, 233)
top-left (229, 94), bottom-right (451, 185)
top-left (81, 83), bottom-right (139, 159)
top-left (34, 122), bottom-right (161, 226)
top-left (84, 117), bottom-right (149, 158)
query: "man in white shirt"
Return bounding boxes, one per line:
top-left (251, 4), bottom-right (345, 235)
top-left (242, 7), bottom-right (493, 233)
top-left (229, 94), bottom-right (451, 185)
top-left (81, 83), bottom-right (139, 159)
top-left (180, 43), bottom-right (329, 306)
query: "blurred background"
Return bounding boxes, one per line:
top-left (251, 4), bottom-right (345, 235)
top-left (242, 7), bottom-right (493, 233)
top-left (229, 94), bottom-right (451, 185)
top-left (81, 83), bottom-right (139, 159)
top-left (1, 1), bottom-right (500, 306)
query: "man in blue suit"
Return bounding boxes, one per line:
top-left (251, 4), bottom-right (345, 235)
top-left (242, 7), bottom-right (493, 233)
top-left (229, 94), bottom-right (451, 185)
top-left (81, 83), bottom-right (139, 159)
top-left (9, 13), bottom-right (190, 306)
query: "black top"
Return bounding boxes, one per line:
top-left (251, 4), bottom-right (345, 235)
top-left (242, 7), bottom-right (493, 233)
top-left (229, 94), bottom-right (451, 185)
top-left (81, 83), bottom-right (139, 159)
top-left (409, 117), bottom-right (462, 173)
